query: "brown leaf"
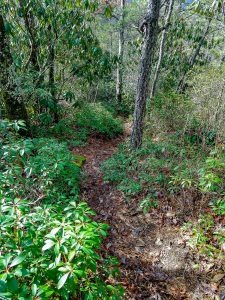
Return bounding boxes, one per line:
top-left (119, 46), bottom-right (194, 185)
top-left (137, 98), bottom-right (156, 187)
top-left (212, 273), bottom-right (225, 283)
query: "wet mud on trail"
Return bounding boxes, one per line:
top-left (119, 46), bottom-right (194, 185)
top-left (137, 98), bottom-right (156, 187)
top-left (73, 127), bottom-right (222, 300)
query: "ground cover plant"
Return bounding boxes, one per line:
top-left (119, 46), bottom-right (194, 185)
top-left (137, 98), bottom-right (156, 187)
top-left (181, 146), bottom-right (225, 271)
top-left (102, 135), bottom-right (225, 279)
top-left (102, 135), bottom-right (208, 211)
top-left (31, 104), bottom-right (123, 147)
top-left (73, 103), bottom-right (124, 139)
top-left (0, 120), bottom-right (124, 299)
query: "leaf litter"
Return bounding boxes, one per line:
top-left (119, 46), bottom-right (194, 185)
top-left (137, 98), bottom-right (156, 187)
top-left (73, 129), bottom-right (225, 300)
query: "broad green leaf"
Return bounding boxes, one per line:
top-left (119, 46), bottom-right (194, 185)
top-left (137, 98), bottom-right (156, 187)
top-left (2, 255), bottom-right (12, 268)
top-left (68, 250), bottom-right (76, 262)
top-left (19, 149), bottom-right (25, 156)
top-left (57, 273), bottom-right (69, 289)
top-left (7, 277), bottom-right (19, 293)
top-left (58, 267), bottom-right (69, 273)
top-left (0, 280), bottom-right (6, 293)
top-left (42, 240), bottom-right (55, 251)
top-left (49, 227), bottom-right (61, 236)
top-left (9, 255), bottom-right (25, 268)
top-left (32, 284), bottom-right (37, 296)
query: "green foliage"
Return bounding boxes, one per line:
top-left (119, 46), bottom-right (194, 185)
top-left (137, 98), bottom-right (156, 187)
top-left (0, 120), bottom-right (124, 299)
top-left (180, 146), bottom-right (225, 267)
top-left (102, 136), bottom-right (203, 207)
top-left (184, 214), bottom-right (225, 265)
top-left (183, 119), bottom-right (217, 146)
top-left (31, 103), bottom-right (123, 144)
top-left (187, 66), bottom-right (225, 142)
top-left (198, 146), bottom-right (225, 194)
top-left (148, 91), bottom-right (193, 133)
top-left (0, 125), bottom-right (81, 201)
top-left (0, 199), bottom-right (124, 299)
top-left (170, 145), bottom-right (224, 198)
top-left (1, 0), bottom-right (116, 123)
top-left (32, 118), bottom-right (89, 147)
top-left (74, 103), bottom-right (123, 138)
top-left (140, 197), bottom-right (158, 214)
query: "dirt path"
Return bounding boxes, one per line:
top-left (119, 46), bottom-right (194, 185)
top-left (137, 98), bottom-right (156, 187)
top-left (73, 131), bottom-right (215, 300)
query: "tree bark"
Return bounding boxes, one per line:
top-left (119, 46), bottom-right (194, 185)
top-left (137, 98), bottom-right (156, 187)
top-left (19, 0), bottom-right (39, 72)
top-left (130, 0), bottom-right (161, 149)
top-left (19, 0), bottom-right (46, 114)
top-left (48, 26), bottom-right (59, 123)
top-left (116, 0), bottom-right (126, 104)
top-left (150, 0), bottom-right (174, 99)
top-left (0, 14), bottom-right (29, 132)
top-left (177, 19), bottom-right (211, 93)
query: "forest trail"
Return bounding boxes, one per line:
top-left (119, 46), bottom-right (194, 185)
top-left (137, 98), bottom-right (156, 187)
top-left (73, 127), bottom-right (214, 300)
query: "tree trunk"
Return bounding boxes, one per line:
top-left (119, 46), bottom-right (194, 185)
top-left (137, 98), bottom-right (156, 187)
top-left (177, 19), bottom-right (211, 93)
top-left (48, 26), bottom-right (59, 123)
top-left (130, 0), bottom-right (161, 149)
top-left (19, 0), bottom-right (39, 72)
top-left (150, 0), bottom-right (174, 99)
top-left (0, 15), bottom-right (29, 132)
top-left (19, 0), bottom-right (45, 114)
top-left (116, 0), bottom-right (125, 104)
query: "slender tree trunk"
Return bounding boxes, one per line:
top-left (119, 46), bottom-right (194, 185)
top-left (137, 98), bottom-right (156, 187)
top-left (116, 0), bottom-right (125, 104)
top-left (19, 0), bottom-right (39, 72)
top-left (110, 32), bottom-right (113, 57)
top-left (150, 0), bottom-right (174, 99)
top-left (48, 26), bottom-right (59, 123)
top-left (19, 0), bottom-right (45, 114)
top-left (130, 0), bottom-right (161, 149)
top-left (0, 15), bottom-right (29, 132)
top-left (177, 19), bottom-right (211, 93)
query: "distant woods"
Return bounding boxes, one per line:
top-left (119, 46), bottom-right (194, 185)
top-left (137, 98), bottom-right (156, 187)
top-left (0, 0), bottom-right (224, 146)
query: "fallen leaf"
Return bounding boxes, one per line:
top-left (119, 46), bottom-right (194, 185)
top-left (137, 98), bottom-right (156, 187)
top-left (155, 238), bottom-right (163, 246)
top-left (212, 273), bottom-right (225, 283)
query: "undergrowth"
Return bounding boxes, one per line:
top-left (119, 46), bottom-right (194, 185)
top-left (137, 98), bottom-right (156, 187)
top-left (181, 147), bottom-right (225, 270)
top-left (0, 120), bottom-right (124, 299)
top-left (73, 103), bottom-right (123, 138)
top-left (31, 103), bottom-right (123, 146)
top-left (102, 134), bottom-right (225, 272)
top-left (102, 135), bottom-right (207, 211)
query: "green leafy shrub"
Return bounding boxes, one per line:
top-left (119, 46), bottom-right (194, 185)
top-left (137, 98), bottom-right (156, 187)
top-left (181, 146), bottom-right (225, 268)
top-left (0, 120), bottom-right (124, 299)
top-left (198, 147), bottom-right (225, 195)
top-left (140, 197), bottom-right (158, 214)
top-left (147, 91), bottom-right (193, 133)
top-left (74, 103), bottom-right (123, 138)
top-left (0, 134), bottom-right (81, 201)
top-left (170, 145), bottom-right (224, 198)
top-left (182, 118), bottom-right (217, 146)
top-left (51, 119), bottom-right (88, 146)
top-left (31, 118), bottom-right (88, 147)
top-left (0, 200), bottom-right (124, 299)
top-left (188, 66), bottom-right (225, 142)
top-left (183, 214), bottom-right (225, 262)
top-left (102, 138), bottom-right (199, 208)
top-left (102, 133), bottom-right (211, 214)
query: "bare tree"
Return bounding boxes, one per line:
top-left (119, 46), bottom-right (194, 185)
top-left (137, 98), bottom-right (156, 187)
top-left (116, 0), bottom-right (126, 103)
top-left (150, 0), bottom-right (174, 99)
top-left (131, 0), bottom-right (161, 149)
